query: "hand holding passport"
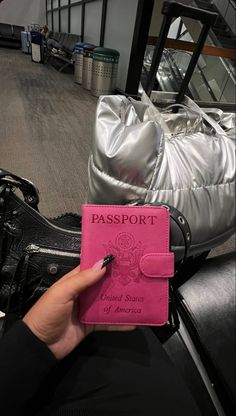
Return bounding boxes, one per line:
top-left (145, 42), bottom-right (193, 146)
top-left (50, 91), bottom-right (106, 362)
top-left (79, 205), bottom-right (174, 326)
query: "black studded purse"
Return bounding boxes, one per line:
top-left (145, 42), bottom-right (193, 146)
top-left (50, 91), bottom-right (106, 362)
top-left (0, 168), bottom-right (82, 332)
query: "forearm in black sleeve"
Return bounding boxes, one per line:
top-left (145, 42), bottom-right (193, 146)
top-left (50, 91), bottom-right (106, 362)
top-left (0, 320), bottom-right (58, 415)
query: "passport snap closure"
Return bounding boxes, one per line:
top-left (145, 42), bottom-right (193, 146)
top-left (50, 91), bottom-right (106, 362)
top-left (139, 253), bottom-right (174, 278)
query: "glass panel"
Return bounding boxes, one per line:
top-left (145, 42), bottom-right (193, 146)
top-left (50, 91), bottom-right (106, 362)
top-left (61, 0), bottom-right (68, 6)
top-left (177, 23), bottom-right (201, 43)
top-left (53, 0), bottom-right (58, 10)
top-left (199, 55), bottom-right (236, 103)
top-left (84, 0), bottom-right (102, 45)
top-left (168, 17), bottom-right (182, 39)
top-left (170, 9), bottom-right (235, 49)
top-left (168, 18), bottom-right (215, 46)
top-left (143, 46), bottom-right (236, 104)
top-left (221, 71), bottom-right (236, 104)
top-left (47, 0), bottom-right (51, 11)
top-left (214, 0), bottom-right (236, 35)
top-left (53, 10), bottom-right (59, 32)
top-left (70, 5), bottom-right (82, 35)
top-left (61, 9), bottom-right (68, 32)
top-left (71, 0), bottom-right (80, 3)
top-left (47, 12), bottom-right (52, 30)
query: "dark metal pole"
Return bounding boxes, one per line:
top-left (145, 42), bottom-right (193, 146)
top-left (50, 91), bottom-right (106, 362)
top-left (81, 2), bottom-right (85, 42)
top-left (125, 0), bottom-right (154, 95)
top-left (58, 0), bottom-right (61, 32)
top-left (100, 0), bottom-right (107, 46)
top-left (68, 0), bottom-right (71, 33)
top-left (45, 0), bottom-right (48, 25)
top-left (51, 0), bottom-right (54, 31)
top-left (145, 14), bottom-right (173, 97)
top-left (176, 18), bottom-right (183, 39)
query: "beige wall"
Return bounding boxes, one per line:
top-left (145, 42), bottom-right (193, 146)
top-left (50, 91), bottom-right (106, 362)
top-left (0, 0), bottom-right (46, 28)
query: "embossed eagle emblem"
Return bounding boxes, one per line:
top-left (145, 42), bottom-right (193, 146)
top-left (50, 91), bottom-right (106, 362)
top-left (104, 233), bottom-right (145, 286)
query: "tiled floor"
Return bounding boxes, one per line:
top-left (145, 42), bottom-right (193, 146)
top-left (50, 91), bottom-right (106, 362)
top-left (0, 48), bottom-right (98, 217)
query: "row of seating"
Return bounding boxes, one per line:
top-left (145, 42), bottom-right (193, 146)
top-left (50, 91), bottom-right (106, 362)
top-left (49, 32), bottom-right (81, 55)
top-left (46, 31), bottom-right (81, 71)
top-left (0, 22), bottom-right (24, 49)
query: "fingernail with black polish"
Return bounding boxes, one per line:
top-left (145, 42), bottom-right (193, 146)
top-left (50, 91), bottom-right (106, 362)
top-left (92, 254), bottom-right (115, 271)
top-left (102, 254), bottom-right (115, 268)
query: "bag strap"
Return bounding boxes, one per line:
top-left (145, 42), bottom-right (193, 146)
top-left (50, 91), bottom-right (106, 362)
top-left (147, 203), bottom-right (191, 342)
top-left (0, 168), bottom-right (39, 210)
top-left (161, 203), bottom-right (191, 267)
top-left (161, 103), bottom-right (202, 136)
top-left (142, 90), bottom-right (227, 138)
top-left (141, 90), bottom-right (171, 134)
top-left (183, 96), bottom-right (228, 137)
top-left (143, 202), bottom-right (191, 266)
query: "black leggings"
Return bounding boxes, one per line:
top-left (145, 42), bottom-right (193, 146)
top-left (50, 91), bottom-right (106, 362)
top-left (34, 327), bottom-right (201, 415)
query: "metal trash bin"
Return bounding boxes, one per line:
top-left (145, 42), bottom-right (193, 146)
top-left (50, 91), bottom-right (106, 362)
top-left (74, 42), bottom-right (87, 84)
top-left (82, 44), bottom-right (96, 90)
top-left (91, 47), bottom-right (119, 97)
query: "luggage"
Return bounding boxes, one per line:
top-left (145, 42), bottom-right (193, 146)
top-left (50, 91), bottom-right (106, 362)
top-left (144, 1), bottom-right (217, 101)
top-left (31, 31), bottom-right (43, 63)
top-left (21, 31), bottom-right (31, 54)
top-left (30, 23), bottom-right (40, 32)
top-left (88, 1), bottom-right (235, 258)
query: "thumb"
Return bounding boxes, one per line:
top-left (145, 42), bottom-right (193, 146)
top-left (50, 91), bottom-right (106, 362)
top-left (60, 267), bottom-right (106, 301)
top-left (53, 256), bottom-right (114, 301)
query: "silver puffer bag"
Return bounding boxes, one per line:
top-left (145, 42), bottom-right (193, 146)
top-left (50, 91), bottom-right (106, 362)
top-left (88, 92), bottom-right (235, 257)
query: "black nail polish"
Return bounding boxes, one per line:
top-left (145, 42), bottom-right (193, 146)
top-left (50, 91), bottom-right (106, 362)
top-left (102, 254), bottom-right (115, 268)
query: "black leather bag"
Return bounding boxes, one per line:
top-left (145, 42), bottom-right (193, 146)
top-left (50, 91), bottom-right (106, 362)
top-left (0, 168), bottom-right (192, 334)
top-left (0, 168), bottom-right (82, 326)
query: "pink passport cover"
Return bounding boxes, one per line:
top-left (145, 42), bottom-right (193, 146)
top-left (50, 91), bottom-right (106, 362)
top-left (79, 205), bottom-right (174, 326)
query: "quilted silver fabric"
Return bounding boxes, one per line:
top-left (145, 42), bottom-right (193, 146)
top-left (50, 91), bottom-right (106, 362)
top-left (88, 93), bottom-right (235, 256)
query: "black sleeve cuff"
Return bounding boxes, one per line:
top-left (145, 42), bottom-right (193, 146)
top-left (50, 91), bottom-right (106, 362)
top-left (0, 320), bottom-right (58, 414)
